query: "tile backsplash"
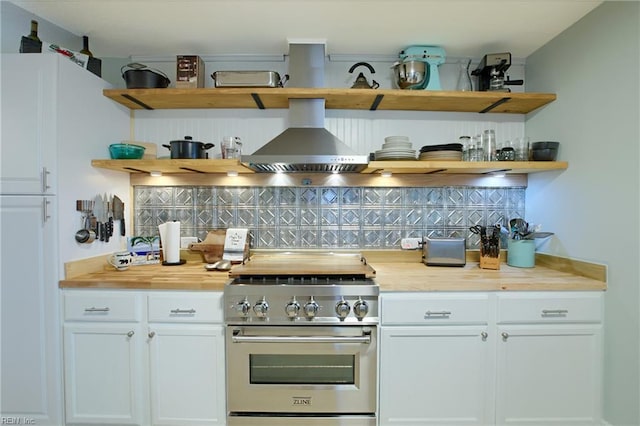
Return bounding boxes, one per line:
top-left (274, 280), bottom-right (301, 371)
top-left (134, 186), bottom-right (525, 249)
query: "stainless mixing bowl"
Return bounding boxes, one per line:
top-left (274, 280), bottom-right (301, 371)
top-left (392, 60), bottom-right (428, 89)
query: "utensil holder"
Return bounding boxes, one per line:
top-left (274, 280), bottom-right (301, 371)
top-left (507, 239), bottom-right (536, 268)
top-left (479, 241), bottom-right (501, 270)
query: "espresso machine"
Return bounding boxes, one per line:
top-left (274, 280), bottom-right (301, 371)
top-left (396, 45), bottom-right (446, 90)
top-left (471, 52), bottom-right (524, 92)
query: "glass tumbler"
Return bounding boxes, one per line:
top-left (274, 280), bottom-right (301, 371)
top-left (482, 130), bottom-right (497, 161)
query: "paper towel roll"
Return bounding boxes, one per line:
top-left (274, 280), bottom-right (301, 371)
top-left (158, 221), bottom-right (181, 264)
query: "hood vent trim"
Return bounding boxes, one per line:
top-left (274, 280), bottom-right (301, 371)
top-left (242, 42), bottom-right (369, 173)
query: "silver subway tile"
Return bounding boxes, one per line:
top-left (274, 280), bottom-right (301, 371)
top-left (321, 208), bottom-right (339, 226)
top-left (340, 188), bottom-right (360, 205)
top-left (321, 188), bottom-right (339, 205)
top-left (175, 188), bottom-right (194, 206)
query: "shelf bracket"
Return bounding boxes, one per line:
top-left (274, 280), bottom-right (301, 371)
top-left (123, 167), bottom-right (150, 173)
top-left (251, 93), bottom-right (265, 109)
top-left (122, 94), bottom-right (153, 110)
top-left (479, 97), bottom-right (511, 113)
top-left (369, 94), bottom-right (384, 111)
top-left (179, 167), bottom-right (208, 173)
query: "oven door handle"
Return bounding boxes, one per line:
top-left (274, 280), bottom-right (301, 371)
top-left (231, 331), bottom-right (372, 344)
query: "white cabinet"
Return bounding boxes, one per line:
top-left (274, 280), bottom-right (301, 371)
top-left (147, 293), bottom-right (226, 426)
top-left (379, 292), bottom-right (604, 426)
top-left (0, 54), bottom-right (56, 195)
top-left (62, 290), bottom-right (226, 426)
top-left (64, 322), bottom-right (145, 425)
top-left (63, 291), bottom-right (145, 425)
top-left (495, 293), bottom-right (603, 425)
top-left (379, 293), bottom-right (493, 425)
top-left (0, 196), bottom-right (60, 425)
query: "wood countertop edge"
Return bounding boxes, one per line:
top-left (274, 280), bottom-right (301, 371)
top-left (60, 257), bottom-right (607, 292)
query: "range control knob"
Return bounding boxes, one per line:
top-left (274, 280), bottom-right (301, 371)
top-left (253, 298), bottom-right (269, 318)
top-left (235, 299), bottom-right (251, 317)
top-left (303, 298), bottom-right (319, 319)
top-left (285, 299), bottom-right (301, 319)
top-left (353, 299), bottom-right (369, 320)
top-left (335, 299), bottom-right (351, 320)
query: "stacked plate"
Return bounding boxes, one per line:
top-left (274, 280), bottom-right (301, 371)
top-left (375, 136), bottom-right (417, 160)
top-left (419, 143), bottom-right (464, 161)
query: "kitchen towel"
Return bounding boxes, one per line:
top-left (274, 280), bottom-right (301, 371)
top-left (158, 221), bottom-right (181, 264)
top-left (223, 228), bottom-right (249, 262)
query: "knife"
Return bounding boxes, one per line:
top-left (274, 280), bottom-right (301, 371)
top-left (105, 193), bottom-right (113, 241)
top-left (113, 195), bottom-right (125, 236)
top-left (103, 193), bottom-right (110, 242)
top-left (93, 195), bottom-right (104, 241)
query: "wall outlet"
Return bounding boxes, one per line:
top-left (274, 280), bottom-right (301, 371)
top-left (400, 238), bottom-right (422, 250)
top-left (180, 237), bottom-right (198, 249)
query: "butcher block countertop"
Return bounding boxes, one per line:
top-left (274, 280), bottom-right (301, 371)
top-left (60, 250), bottom-right (607, 292)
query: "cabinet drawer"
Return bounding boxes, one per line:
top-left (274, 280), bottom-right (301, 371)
top-left (148, 292), bottom-right (223, 323)
top-left (381, 293), bottom-right (490, 325)
top-left (63, 291), bottom-right (142, 322)
top-left (497, 292), bottom-right (603, 323)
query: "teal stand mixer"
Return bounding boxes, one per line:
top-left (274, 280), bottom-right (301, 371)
top-left (395, 45), bottom-right (446, 90)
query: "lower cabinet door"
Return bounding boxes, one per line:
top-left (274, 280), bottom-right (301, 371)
top-left (379, 325), bottom-right (493, 425)
top-left (495, 324), bottom-right (602, 425)
top-left (63, 323), bottom-right (145, 425)
top-left (147, 324), bottom-right (226, 426)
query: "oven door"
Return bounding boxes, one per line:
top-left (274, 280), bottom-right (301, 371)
top-left (226, 325), bottom-right (377, 415)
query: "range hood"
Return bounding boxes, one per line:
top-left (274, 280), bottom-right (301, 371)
top-left (242, 42), bottom-right (369, 173)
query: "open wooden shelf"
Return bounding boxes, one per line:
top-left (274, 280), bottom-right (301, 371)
top-left (91, 159), bottom-right (255, 174)
top-left (92, 159), bottom-right (567, 175)
top-left (103, 88), bottom-right (556, 114)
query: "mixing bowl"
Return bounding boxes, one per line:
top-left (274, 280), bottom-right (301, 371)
top-left (109, 143), bottom-right (146, 159)
top-left (392, 60), bottom-right (428, 89)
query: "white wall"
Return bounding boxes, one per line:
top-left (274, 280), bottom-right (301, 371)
top-left (525, 3), bottom-right (640, 425)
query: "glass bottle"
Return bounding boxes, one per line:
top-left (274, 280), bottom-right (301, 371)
top-left (27, 20), bottom-right (40, 42)
top-left (456, 59), bottom-right (473, 92)
top-left (80, 36), bottom-right (93, 57)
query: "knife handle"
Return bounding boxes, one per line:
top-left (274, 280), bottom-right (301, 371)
top-left (120, 218), bottom-right (125, 236)
top-left (104, 222), bottom-right (110, 242)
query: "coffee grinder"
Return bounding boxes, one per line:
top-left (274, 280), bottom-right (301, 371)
top-left (398, 45), bottom-right (446, 90)
top-left (471, 52), bottom-right (523, 92)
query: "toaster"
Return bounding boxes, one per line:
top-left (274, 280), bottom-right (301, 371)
top-left (422, 237), bottom-right (466, 267)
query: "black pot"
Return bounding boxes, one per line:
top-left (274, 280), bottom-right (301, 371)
top-left (163, 136), bottom-right (215, 159)
top-left (121, 63), bottom-right (170, 89)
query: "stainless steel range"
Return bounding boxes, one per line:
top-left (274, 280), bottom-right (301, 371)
top-left (224, 252), bottom-right (379, 426)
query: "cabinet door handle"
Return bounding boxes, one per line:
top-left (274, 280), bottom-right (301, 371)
top-left (541, 309), bottom-right (569, 317)
top-left (170, 308), bottom-right (196, 315)
top-left (501, 332), bottom-right (509, 341)
top-left (481, 331), bottom-right (488, 341)
top-left (424, 310), bottom-right (451, 319)
top-left (42, 199), bottom-right (51, 223)
top-left (127, 331), bottom-right (135, 337)
top-left (148, 331), bottom-right (156, 338)
top-left (84, 307), bottom-right (110, 313)
top-left (42, 167), bottom-right (51, 193)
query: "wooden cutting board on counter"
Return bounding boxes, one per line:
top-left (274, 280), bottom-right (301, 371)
top-left (229, 252), bottom-right (376, 278)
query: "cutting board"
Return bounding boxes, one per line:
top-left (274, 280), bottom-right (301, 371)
top-left (229, 252), bottom-right (376, 278)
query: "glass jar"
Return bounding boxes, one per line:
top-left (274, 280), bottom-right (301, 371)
top-left (459, 136), bottom-right (471, 161)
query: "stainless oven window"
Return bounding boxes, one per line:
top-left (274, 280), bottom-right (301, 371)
top-left (250, 354), bottom-right (355, 384)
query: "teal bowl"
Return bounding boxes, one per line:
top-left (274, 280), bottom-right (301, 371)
top-left (109, 143), bottom-right (145, 159)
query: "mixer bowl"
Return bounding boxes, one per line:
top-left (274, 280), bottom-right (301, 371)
top-left (393, 60), bottom-right (428, 89)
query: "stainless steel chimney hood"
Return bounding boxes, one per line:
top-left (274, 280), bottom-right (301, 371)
top-left (242, 42), bottom-right (369, 173)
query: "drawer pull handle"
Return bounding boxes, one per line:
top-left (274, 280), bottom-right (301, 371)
top-left (481, 331), bottom-right (488, 341)
top-left (424, 310), bottom-right (451, 319)
top-left (541, 309), bottom-right (569, 317)
top-left (148, 331), bottom-right (156, 338)
top-left (84, 307), bottom-right (110, 313)
top-left (501, 332), bottom-right (509, 341)
top-left (170, 308), bottom-right (196, 315)
top-left (126, 331), bottom-right (135, 338)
